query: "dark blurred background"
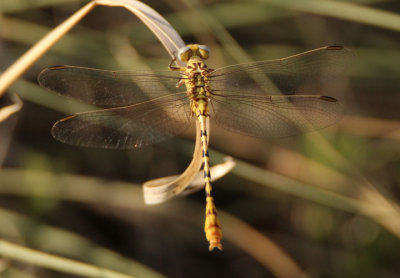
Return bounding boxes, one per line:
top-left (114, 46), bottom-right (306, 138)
top-left (1, 0), bottom-right (400, 277)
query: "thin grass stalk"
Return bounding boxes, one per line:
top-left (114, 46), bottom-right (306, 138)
top-left (0, 240), bottom-right (136, 278)
top-left (0, 209), bottom-right (166, 278)
top-left (0, 1), bottom-right (97, 97)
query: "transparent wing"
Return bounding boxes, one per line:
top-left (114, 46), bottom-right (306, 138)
top-left (52, 93), bottom-right (192, 149)
top-left (38, 65), bottom-right (183, 106)
top-left (209, 46), bottom-right (353, 94)
top-left (210, 92), bottom-right (343, 138)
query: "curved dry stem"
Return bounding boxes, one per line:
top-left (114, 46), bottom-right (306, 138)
top-left (143, 118), bottom-right (235, 204)
top-left (179, 156), bottom-right (236, 196)
top-left (143, 120), bottom-right (205, 204)
top-left (95, 0), bottom-right (186, 62)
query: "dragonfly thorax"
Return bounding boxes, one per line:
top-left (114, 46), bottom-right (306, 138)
top-left (184, 57), bottom-right (212, 117)
top-left (170, 45), bottom-right (213, 117)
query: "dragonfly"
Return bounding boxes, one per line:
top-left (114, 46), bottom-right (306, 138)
top-left (38, 44), bottom-right (352, 251)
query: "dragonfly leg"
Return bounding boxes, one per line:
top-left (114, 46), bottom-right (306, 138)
top-left (168, 56), bottom-right (185, 72)
top-left (176, 79), bottom-right (185, 88)
top-left (198, 115), bottom-right (223, 251)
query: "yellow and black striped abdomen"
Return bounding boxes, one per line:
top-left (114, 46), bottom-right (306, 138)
top-left (197, 114), bottom-right (222, 251)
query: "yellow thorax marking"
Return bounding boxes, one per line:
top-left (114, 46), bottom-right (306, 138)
top-left (171, 44), bottom-right (212, 116)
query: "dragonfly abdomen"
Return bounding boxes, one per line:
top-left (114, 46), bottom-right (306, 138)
top-left (198, 114), bottom-right (223, 251)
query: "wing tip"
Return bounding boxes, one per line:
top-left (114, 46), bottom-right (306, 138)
top-left (47, 65), bottom-right (67, 70)
top-left (319, 95), bottom-right (338, 103)
top-left (326, 45), bottom-right (345, 51)
top-left (37, 65), bottom-right (65, 86)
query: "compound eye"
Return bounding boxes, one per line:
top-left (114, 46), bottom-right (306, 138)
top-left (177, 46), bottom-right (191, 62)
top-left (198, 45), bottom-right (210, 59)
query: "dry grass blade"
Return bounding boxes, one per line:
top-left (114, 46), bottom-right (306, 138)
top-left (179, 156), bottom-right (236, 196)
top-left (340, 115), bottom-right (400, 140)
top-left (0, 240), bottom-right (137, 278)
top-left (95, 0), bottom-right (186, 63)
top-left (0, 2), bottom-right (96, 121)
top-left (143, 120), bottom-right (206, 204)
top-left (220, 211), bottom-right (311, 278)
top-left (143, 118), bottom-right (235, 204)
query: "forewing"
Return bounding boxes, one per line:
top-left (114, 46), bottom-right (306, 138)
top-left (209, 46), bottom-right (352, 94)
top-left (52, 93), bottom-right (191, 149)
top-left (38, 65), bottom-right (182, 106)
top-left (210, 93), bottom-right (343, 138)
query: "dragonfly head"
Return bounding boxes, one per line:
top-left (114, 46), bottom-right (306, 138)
top-left (178, 44), bottom-right (210, 62)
